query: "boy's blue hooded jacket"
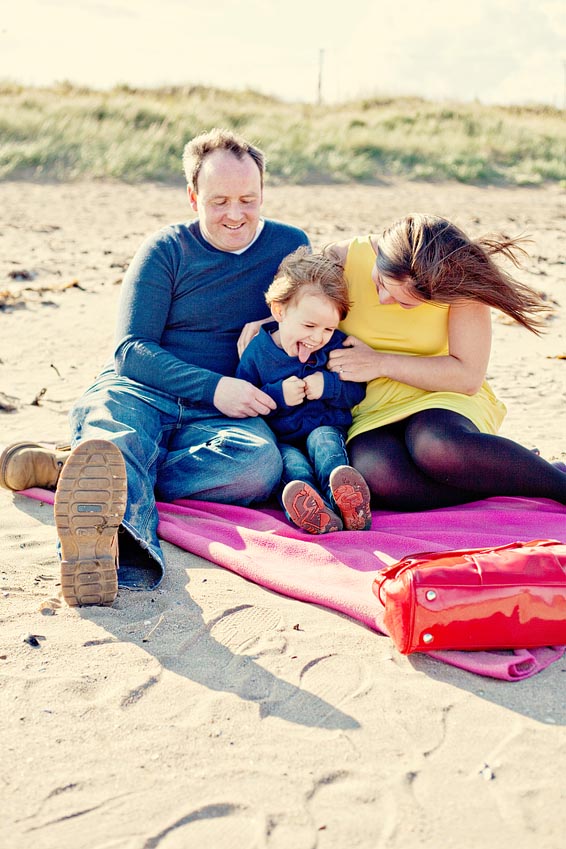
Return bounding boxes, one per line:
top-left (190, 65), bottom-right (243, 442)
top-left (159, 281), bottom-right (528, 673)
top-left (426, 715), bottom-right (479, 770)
top-left (236, 321), bottom-right (366, 445)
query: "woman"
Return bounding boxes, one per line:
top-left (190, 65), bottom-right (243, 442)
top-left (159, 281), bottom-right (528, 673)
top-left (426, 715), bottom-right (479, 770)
top-left (325, 213), bottom-right (566, 510)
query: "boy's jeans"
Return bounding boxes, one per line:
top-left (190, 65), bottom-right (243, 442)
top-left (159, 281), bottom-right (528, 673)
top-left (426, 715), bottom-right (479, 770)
top-left (279, 426), bottom-right (349, 511)
top-left (69, 368), bottom-right (283, 579)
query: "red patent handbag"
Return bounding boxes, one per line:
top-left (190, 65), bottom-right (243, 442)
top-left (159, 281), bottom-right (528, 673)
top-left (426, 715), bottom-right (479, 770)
top-left (372, 539), bottom-right (566, 654)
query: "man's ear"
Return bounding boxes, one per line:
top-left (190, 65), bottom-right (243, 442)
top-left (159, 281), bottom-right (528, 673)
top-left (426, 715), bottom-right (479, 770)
top-left (187, 185), bottom-right (198, 212)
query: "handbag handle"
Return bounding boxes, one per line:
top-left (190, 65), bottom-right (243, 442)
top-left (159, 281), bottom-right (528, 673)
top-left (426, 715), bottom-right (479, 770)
top-left (374, 538), bottom-right (561, 607)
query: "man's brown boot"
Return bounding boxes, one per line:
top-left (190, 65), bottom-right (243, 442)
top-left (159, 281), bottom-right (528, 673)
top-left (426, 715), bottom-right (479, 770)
top-left (0, 441), bottom-right (70, 491)
top-left (54, 439), bottom-right (126, 606)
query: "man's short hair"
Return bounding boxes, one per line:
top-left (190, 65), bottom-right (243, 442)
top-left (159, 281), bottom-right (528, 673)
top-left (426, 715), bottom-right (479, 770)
top-left (183, 128), bottom-right (265, 192)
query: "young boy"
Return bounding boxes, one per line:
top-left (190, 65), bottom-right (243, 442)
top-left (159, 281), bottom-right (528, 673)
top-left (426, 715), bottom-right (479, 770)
top-left (236, 247), bottom-right (372, 534)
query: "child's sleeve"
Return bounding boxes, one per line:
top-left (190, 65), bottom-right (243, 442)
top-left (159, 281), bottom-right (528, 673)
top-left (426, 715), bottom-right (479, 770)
top-left (236, 345), bottom-right (291, 412)
top-left (318, 332), bottom-right (366, 407)
top-left (235, 347), bottom-right (262, 387)
top-left (321, 371), bottom-right (366, 407)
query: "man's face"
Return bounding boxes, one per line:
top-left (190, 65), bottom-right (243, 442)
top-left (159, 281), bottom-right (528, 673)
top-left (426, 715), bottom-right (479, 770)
top-left (188, 149), bottom-right (263, 252)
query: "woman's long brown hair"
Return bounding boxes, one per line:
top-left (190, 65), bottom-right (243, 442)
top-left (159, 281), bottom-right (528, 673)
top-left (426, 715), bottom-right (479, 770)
top-left (376, 213), bottom-right (549, 333)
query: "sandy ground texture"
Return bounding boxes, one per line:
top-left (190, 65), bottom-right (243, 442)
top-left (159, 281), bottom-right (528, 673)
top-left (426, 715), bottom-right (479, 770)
top-left (1, 179), bottom-right (566, 849)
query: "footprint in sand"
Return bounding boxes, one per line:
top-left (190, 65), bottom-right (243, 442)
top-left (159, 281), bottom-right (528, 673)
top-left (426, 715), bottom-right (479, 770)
top-left (178, 605), bottom-right (361, 728)
top-left (204, 605), bottom-right (287, 703)
top-left (260, 654), bottom-right (367, 727)
top-left (297, 654), bottom-right (369, 708)
top-left (208, 604), bottom-right (287, 656)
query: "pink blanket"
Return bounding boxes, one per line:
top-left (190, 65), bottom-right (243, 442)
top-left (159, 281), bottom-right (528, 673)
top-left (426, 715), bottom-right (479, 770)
top-left (22, 489), bottom-right (566, 681)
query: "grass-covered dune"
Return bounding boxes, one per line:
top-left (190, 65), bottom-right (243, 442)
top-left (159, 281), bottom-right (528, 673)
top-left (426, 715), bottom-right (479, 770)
top-left (1, 82), bottom-right (565, 185)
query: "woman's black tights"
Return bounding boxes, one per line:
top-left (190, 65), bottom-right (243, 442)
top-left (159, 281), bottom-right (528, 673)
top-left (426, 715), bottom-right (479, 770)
top-left (349, 409), bottom-right (566, 511)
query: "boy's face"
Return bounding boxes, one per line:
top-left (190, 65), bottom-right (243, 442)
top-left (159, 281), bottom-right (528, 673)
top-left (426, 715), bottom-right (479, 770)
top-left (272, 290), bottom-right (340, 363)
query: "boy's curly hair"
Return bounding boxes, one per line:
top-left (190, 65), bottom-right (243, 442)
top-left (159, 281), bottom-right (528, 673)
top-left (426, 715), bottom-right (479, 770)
top-left (266, 246), bottom-right (351, 320)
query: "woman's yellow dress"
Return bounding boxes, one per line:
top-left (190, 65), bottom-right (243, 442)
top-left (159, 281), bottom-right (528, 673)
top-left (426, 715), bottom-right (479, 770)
top-left (340, 236), bottom-right (507, 442)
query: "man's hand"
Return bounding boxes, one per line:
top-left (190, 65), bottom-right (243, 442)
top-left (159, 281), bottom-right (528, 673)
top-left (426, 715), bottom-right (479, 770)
top-left (213, 377), bottom-right (277, 418)
top-left (303, 372), bottom-right (324, 400)
top-left (237, 317), bottom-right (272, 358)
top-left (282, 375), bottom-right (306, 406)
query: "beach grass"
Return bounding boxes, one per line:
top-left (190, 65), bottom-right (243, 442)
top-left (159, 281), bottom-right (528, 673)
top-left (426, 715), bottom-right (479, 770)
top-left (1, 82), bottom-right (565, 185)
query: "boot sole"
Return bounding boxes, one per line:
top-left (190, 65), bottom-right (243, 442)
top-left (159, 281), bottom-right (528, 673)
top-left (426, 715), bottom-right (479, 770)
top-left (0, 441), bottom-right (51, 490)
top-left (282, 480), bottom-right (343, 534)
top-left (54, 439), bottom-right (126, 606)
top-left (330, 465), bottom-right (372, 531)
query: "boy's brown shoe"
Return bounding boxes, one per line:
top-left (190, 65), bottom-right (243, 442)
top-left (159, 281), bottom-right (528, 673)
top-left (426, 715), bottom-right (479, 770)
top-left (54, 439), bottom-right (126, 606)
top-left (0, 441), bottom-right (69, 491)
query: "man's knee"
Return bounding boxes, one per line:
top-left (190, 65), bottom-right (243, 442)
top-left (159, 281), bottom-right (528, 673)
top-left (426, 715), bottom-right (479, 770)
top-left (231, 426), bottom-right (282, 502)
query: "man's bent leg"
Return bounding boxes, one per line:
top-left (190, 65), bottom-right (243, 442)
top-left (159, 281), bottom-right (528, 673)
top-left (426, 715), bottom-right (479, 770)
top-left (0, 442), bottom-right (70, 492)
top-left (157, 415), bottom-right (282, 505)
top-left (69, 372), bottom-right (180, 583)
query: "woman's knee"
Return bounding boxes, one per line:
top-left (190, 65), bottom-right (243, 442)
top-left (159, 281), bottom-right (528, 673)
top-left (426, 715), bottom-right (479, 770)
top-left (349, 442), bottom-right (376, 481)
top-left (349, 436), bottom-right (402, 496)
top-left (406, 415), bottom-right (470, 475)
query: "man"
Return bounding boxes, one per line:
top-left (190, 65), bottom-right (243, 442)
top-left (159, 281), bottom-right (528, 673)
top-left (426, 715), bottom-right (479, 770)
top-left (1, 128), bottom-right (309, 606)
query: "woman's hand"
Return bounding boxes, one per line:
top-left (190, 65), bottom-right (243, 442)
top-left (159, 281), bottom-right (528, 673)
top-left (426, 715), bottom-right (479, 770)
top-left (328, 303), bottom-right (492, 394)
top-left (327, 336), bottom-right (382, 382)
top-left (237, 318), bottom-right (272, 358)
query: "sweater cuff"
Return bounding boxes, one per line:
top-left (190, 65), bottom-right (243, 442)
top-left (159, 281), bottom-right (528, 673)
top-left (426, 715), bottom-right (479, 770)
top-left (201, 372), bottom-right (225, 407)
top-left (322, 370), bottom-right (341, 399)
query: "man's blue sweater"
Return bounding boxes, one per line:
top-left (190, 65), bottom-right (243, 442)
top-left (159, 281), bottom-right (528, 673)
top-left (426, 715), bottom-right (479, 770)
top-left (236, 321), bottom-right (366, 444)
top-left (113, 219), bottom-right (309, 407)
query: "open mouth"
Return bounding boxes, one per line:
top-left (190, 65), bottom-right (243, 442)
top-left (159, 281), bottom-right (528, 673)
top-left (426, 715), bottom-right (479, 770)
top-left (297, 341), bottom-right (317, 362)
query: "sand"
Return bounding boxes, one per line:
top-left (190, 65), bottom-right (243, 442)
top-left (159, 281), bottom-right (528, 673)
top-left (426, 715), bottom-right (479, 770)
top-left (1, 179), bottom-right (565, 849)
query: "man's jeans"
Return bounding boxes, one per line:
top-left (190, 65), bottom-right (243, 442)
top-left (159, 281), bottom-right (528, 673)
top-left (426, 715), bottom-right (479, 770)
top-left (69, 369), bottom-right (283, 575)
top-left (279, 426), bottom-right (349, 511)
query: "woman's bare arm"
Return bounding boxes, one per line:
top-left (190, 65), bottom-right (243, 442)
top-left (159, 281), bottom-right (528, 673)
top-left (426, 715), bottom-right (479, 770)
top-left (327, 302), bottom-right (492, 395)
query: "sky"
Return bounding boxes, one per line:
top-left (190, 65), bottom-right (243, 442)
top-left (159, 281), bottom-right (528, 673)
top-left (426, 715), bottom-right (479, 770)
top-left (1, 0), bottom-right (565, 107)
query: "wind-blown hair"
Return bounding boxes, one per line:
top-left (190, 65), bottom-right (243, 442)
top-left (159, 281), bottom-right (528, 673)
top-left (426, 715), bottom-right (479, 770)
top-left (183, 127), bottom-right (265, 192)
top-left (266, 246), bottom-right (351, 320)
top-left (376, 214), bottom-right (549, 333)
